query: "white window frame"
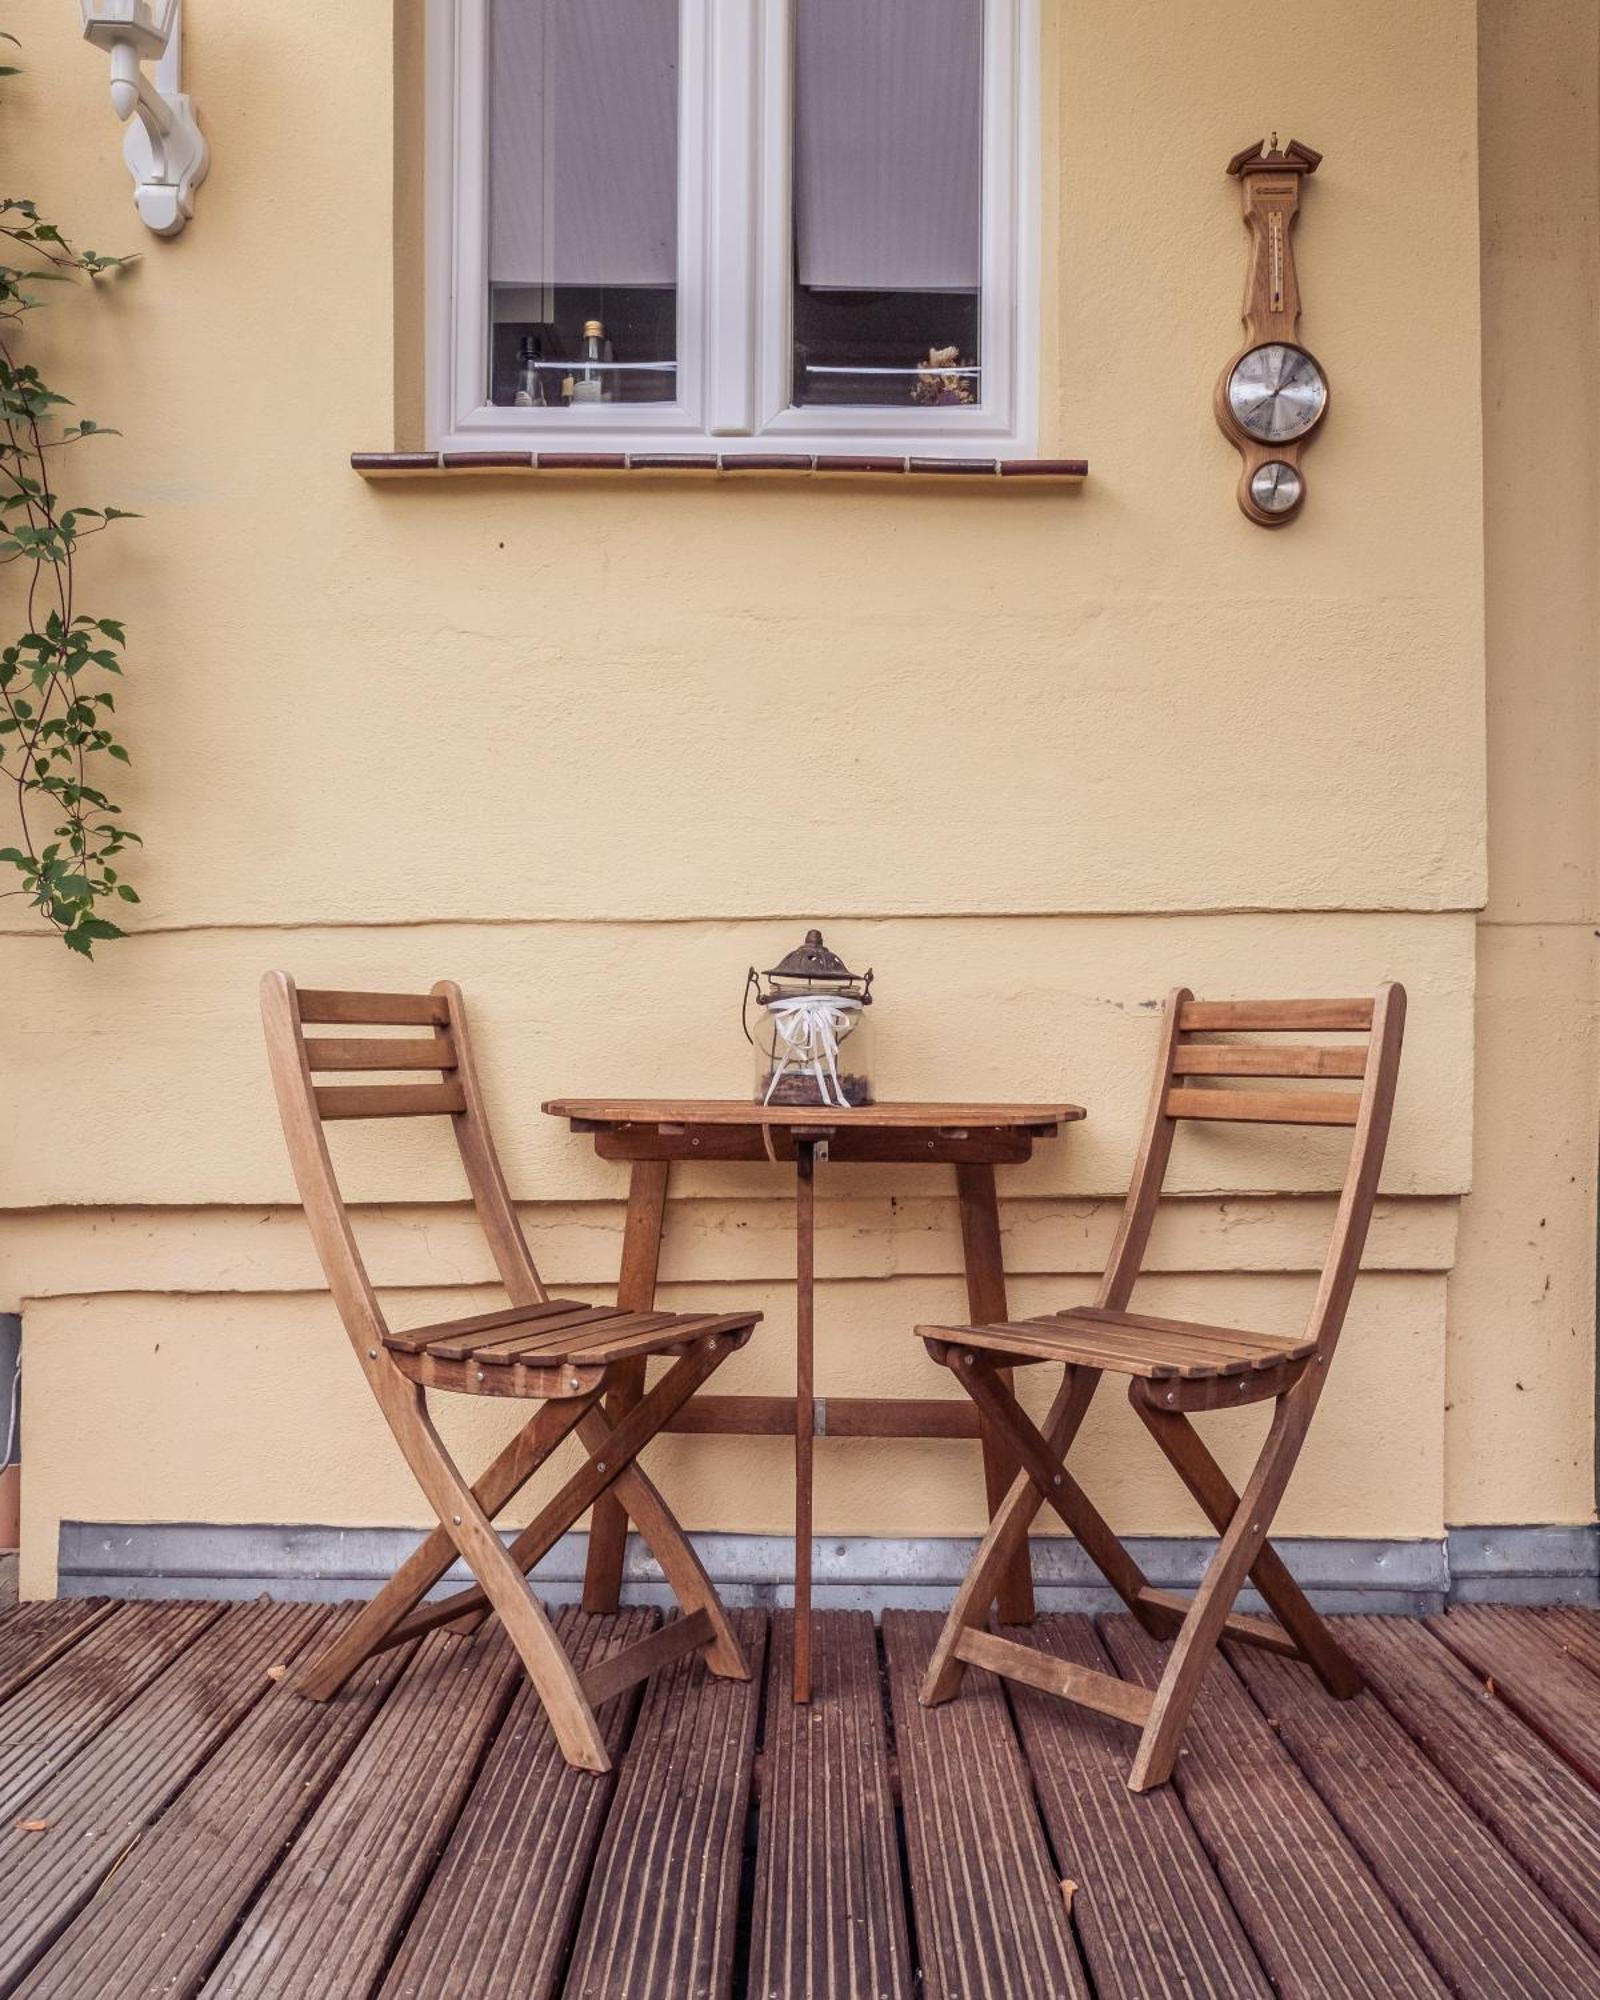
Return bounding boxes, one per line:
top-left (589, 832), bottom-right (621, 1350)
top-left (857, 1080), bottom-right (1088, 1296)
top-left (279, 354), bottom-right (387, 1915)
top-left (425, 0), bottom-right (1038, 458)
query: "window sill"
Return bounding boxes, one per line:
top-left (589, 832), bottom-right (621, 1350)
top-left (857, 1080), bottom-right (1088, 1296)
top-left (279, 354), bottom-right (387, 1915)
top-left (351, 450), bottom-right (1087, 483)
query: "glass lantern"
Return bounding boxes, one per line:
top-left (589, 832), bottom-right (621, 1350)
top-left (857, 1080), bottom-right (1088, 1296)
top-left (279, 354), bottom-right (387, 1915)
top-left (744, 930), bottom-right (875, 1108)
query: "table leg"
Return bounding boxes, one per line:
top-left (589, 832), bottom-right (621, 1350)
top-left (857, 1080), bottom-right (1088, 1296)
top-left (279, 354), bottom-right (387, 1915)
top-left (955, 1161), bottom-right (1036, 1625)
top-left (581, 1158), bottom-right (671, 1616)
top-left (793, 1139), bottom-right (816, 1702)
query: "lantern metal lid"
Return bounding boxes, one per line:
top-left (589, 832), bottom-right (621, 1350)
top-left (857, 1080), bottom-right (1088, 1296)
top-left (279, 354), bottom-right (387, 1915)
top-left (759, 929), bottom-right (873, 997)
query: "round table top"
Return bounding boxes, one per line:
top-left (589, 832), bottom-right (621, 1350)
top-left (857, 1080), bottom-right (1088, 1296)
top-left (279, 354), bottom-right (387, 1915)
top-left (543, 1097), bottom-right (1085, 1131)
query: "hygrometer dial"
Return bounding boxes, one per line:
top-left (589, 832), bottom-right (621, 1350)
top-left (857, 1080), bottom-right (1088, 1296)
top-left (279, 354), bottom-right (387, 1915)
top-left (1249, 459), bottom-right (1304, 516)
top-left (1227, 342), bottom-right (1327, 444)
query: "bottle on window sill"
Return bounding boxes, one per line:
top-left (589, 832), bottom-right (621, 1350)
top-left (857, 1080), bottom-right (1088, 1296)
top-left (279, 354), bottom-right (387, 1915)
top-left (570, 318), bottom-right (616, 405)
top-left (512, 334), bottom-right (547, 408)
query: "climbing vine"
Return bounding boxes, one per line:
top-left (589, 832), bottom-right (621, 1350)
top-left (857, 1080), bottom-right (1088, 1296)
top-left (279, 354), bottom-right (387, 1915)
top-left (0, 32), bottom-right (137, 955)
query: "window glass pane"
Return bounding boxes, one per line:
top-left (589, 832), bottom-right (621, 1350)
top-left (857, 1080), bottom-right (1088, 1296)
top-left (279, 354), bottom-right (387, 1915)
top-left (488, 0), bottom-right (679, 409)
top-left (792, 0), bottom-right (983, 410)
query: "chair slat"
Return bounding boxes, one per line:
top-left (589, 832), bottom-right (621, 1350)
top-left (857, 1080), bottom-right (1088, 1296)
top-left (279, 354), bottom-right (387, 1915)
top-left (931, 1319), bottom-right (1185, 1376)
top-left (1165, 1086), bottom-right (1361, 1126)
top-left (934, 1314), bottom-right (1315, 1379)
top-left (458, 1308), bottom-right (635, 1365)
top-left (1177, 998), bottom-right (1374, 1032)
top-left (413, 1303), bottom-right (620, 1363)
top-left (296, 989), bottom-right (449, 1026)
top-left (486, 1313), bottom-right (676, 1366)
top-left (304, 1034), bottom-right (456, 1072)
top-left (1067, 1307), bottom-right (1309, 1364)
top-left (1172, 1043), bottom-right (1367, 1079)
top-left (383, 1298), bottom-right (592, 1357)
top-left (574, 1311), bottom-right (756, 1363)
top-left (314, 1082), bottom-right (467, 1120)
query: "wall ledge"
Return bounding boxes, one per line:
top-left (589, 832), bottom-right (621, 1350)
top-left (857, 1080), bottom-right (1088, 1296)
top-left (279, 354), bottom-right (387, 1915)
top-left (1445, 1524), bottom-right (1600, 1604)
top-left (353, 450), bottom-right (1088, 483)
top-left (56, 1520), bottom-right (1596, 1614)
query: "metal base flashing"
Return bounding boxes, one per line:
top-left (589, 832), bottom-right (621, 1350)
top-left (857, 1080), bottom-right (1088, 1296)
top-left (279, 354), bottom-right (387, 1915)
top-left (54, 1520), bottom-right (1600, 1611)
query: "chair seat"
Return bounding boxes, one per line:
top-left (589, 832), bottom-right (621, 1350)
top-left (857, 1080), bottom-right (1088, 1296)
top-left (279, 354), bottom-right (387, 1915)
top-left (385, 1298), bottom-right (760, 1372)
top-left (916, 1305), bottom-right (1316, 1380)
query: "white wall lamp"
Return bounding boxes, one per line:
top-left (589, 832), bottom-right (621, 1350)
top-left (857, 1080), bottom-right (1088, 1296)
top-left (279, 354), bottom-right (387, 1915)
top-left (80, 0), bottom-right (207, 237)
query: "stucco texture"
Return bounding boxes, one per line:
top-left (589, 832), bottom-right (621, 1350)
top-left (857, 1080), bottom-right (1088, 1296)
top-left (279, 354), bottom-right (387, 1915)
top-left (1444, 0), bottom-right (1600, 1529)
top-left (2, 0), bottom-right (1586, 1596)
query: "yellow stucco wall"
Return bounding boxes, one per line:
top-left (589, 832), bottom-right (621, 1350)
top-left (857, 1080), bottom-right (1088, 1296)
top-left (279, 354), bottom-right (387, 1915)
top-left (2, 0), bottom-right (1583, 1596)
top-left (1445, 0), bottom-right (1600, 1526)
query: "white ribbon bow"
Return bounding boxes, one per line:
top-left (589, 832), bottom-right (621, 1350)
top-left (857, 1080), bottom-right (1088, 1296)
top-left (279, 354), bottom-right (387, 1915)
top-left (763, 994), bottom-right (862, 1110)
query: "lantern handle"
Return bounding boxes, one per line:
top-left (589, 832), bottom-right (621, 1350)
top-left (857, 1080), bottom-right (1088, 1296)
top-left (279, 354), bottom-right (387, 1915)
top-left (742, 966), bottom-right (761, 1045)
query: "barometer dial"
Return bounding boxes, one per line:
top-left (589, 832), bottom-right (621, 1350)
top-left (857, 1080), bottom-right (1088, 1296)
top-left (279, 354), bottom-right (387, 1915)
top-left (1227, 343), bottom-right (1327, 444)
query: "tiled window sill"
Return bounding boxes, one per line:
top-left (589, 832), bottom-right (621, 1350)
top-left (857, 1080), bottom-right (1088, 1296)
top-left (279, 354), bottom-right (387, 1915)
top-left (352, 450), bottom-right (1088, 482)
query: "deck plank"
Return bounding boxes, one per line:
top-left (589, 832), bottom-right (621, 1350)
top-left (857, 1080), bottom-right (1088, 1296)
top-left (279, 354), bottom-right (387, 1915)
top-left (1007, 1617), bottom-right (1271, 2000)
top-left (0, 1600), bottom-right (220, 1819)
top-left (1230, 1637), bottom-right (1600, 1997)
top-left (200, 1623), bottom-right (522, 1999)
top-left (16, 1612), bottom-right (404, 2000)
top-left (1526, 1605), bottom-right (1600, 1680)
top-left (748, 1611), bottom-right (913, 2000)
top-left (1100, 1616), bottom-right (1449, 1999)
top-left (1428, 1605), bottom-right (1600, 1787)
top-left (883, 1609), bottom-right (1088, 2000)
top-left (379, 1609), bottom-right (655, 2000)
top-left (0, 1599), bottom-right (329, 1994)
top-left (0, 1602), bottom-right (115, 1706)
top-left (0, 1596), bottom-right (1597, 1996)
top-left (1342, 1615), bottom-right (1600, 1957)
top-left (564, 1610), bottom-right (767, 2000)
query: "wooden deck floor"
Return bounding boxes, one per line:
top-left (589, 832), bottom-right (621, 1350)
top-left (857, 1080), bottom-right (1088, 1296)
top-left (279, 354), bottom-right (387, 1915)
top-left (1, 1599), bottom-right (1599, 1998)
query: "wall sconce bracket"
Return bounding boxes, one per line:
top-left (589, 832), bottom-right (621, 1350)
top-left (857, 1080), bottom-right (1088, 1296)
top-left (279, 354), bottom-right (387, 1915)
top-left (80, 0), bottom-right (207, 237)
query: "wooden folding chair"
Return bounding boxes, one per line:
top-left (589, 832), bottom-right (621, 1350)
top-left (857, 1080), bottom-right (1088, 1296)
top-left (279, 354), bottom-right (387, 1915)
top-left (915, 985), bottom-right (1405, 1790)
top-left (261, 971), bottom-right (760, 1773)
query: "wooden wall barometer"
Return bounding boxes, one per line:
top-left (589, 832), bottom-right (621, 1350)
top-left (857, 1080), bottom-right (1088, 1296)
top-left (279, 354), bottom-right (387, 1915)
top-left (1216, 136), bottom-right (1324, 525)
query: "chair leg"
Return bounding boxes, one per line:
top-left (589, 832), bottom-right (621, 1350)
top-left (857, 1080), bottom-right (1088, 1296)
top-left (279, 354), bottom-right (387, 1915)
top-left (584, 1160), bottom-right (671, 1613)
top-left (376, 1337), bottom-right (741, 1655)
top-left (295, 1391), bottom-right (597, 1700)
top-left (921, 1364), bottom-right (1100, 1705)
top-left (1132, 1386), bottom-right (1363, 1698)
top-left (953, 1355), bottom-right (1164, 1628)
top-left (1128, 1383), bottom-right (1318, 1792)
top-left (368, 1370), bottom-right (612, 1771)
top-left (574, 1409), bottom-right (749, 1681)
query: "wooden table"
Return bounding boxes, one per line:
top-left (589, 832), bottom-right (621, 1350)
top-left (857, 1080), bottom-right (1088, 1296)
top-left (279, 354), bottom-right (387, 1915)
top-left (543, 1098), bottom-right (1084, 1700)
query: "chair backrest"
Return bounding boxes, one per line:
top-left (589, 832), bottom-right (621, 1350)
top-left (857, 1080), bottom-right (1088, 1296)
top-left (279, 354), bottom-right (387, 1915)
top-left (1098, 985), bottom-right (1406, 1357)
top-left (260, 972), bottom-right (546, 1350)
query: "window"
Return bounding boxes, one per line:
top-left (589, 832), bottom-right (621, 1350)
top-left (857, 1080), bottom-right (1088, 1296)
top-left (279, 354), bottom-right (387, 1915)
top-left (427, 0), bottom-right (1038, 456)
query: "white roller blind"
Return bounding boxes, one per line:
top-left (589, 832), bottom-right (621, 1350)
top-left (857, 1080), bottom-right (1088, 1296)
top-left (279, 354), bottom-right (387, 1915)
top-left (490, 0), bottom-right (679, 289)
top-left (794, 0), bottom-right (983, 292)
